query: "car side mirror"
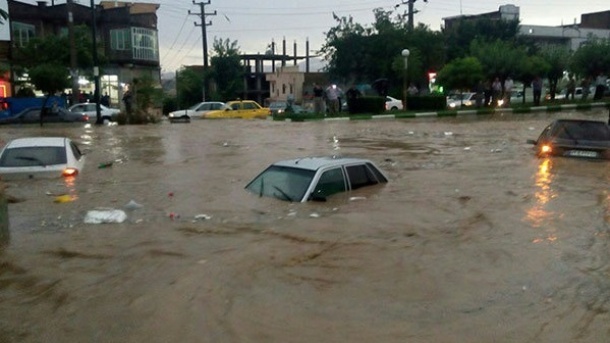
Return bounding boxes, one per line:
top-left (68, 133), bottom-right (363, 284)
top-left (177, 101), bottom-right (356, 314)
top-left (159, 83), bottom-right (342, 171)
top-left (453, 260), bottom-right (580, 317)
top-left (526, 139), bottom-right (537, 145)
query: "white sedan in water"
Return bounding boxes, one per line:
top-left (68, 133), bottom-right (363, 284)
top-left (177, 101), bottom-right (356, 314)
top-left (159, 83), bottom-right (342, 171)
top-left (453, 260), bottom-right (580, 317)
top-left (0, 137), bottom-right (85, 180)
top-left (168, 101), bottom-right (226, 122)
top-left (245, 156), bottom-right (388, 202)
top-left (385, 96), bottom-right (404, 111)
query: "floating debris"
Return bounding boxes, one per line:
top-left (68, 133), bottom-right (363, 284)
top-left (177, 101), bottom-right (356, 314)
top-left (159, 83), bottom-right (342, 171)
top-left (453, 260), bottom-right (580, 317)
top-left (84, 209), bottom-right (127, 224)
top-left (54, 194), bottom-right (76, 203)
top-left (194, 214), bottom-right (212, 221)
top-left (124, 200), bottom-right (143, 210)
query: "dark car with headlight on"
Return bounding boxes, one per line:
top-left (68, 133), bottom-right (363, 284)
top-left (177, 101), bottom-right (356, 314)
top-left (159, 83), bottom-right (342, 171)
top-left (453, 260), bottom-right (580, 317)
top-left (245, 156), bottom-right (388, 202)
top-left (526, 119), bottom-right (610, 160)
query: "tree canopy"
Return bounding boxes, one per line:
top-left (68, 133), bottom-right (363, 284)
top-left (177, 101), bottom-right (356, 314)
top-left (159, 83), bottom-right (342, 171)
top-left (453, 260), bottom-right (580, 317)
top-left (209, 38), bottom-right (243, 101)
top-left (321, 9), bottom-right (445, 97)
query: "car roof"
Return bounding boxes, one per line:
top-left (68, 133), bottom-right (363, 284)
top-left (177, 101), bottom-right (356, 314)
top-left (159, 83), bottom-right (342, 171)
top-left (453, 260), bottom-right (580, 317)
top-left (553, 119), bottom-right (606, 124)
top-left (227, 100), bottom-right (258, 105)
top-left (272, 156), bottom-right (375, 171)
top-left (5, 137), bottom-right (68, 148)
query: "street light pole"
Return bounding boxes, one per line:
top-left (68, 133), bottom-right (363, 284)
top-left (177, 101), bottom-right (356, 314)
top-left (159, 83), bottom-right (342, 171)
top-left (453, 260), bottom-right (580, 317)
top-left (90, 0), bottom-right (102, 124)
top-left (401, 49), bottom-right (410, 111)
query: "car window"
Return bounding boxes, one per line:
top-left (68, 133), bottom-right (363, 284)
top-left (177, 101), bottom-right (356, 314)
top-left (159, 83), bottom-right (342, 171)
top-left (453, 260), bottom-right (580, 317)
top-left (70, 142), bottom-right (83, 161)
top-left (211, 103), bottom-right (223, 110)
top-left (245, 166), bottom-right (315, 202)
top-left (366, 163), bottom-right (388, 183)
top-left (243, 102), bottom-right (256, 110)
top-left (313, 168), bottom-right (346, 198)
top-left (230, 103), bottom-right (241, 110)
top-left (200, 103), bottom-right (211, 111)
top-left (555, 121), bottom-right (610, 141)
top-left (0, 146), bottom-right (67, 167)
top-left (346, 164), bottom-right (381, 190)
top-left (86, 104), bottom-right (96, 112)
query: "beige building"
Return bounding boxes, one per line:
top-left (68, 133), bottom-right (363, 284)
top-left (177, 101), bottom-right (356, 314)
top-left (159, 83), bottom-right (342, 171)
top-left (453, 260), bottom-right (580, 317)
top-left (266, 66), bottom-right (305, 103)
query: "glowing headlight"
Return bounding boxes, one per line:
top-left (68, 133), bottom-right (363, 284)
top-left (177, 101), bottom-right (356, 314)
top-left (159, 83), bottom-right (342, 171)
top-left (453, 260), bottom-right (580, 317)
top-left (541, 145), bottom-right (552, 153)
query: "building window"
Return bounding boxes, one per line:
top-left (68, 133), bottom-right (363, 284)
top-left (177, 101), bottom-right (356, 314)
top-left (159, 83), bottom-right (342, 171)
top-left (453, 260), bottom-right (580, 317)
top-left (132, 27), bottom-right (159, 61)
top-left (110, 29), bottom-right (131, 51)
top-left (12, 22), bottom-right (35, 47)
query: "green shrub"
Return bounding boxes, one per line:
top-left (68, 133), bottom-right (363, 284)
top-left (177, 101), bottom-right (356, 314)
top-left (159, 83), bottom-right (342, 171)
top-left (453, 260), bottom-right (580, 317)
top-left (348, 96), bottom-right (384, 114)
top-left (407, 95), bottom-right (447, 111)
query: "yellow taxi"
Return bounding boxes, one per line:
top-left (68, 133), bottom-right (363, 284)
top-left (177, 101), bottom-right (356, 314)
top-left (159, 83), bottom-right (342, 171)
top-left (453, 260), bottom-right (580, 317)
top-left (202, 100), bottom-right (271, 119)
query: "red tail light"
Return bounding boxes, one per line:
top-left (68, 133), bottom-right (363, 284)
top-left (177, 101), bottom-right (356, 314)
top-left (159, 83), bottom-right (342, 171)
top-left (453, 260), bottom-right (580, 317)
top-left (62, 168), bottom-right (79, 177)
top-left (83, 115), bottom-right (90, 122)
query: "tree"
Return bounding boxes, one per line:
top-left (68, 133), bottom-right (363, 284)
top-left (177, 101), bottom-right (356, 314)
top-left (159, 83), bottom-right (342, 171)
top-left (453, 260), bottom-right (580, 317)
top-left (469, 39), bottom-right (525, 81)
top-left (538, 45), bottom-right (571, 99)
top-left (13, 25), bottom-right (101, 91)
top-left (176, 67), bottom-right (204, 108)
top-left (28, 63), bottom-right (70, 126)
top-left (436, 56), bottom-right (484, 102)
top-left (208, 38), bottom-right (243, 101)
top-left (321, 9), bottom-right (444, 96)
top-left (443, 18), bottom-right (520, 61)
top-left (515, 55), bottom-right (550, 104)
top-left (570, 38), bottom-right (610, 78)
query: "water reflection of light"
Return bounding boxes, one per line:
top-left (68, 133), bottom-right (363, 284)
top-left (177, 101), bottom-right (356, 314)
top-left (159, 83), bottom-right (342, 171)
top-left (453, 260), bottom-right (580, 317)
top-left (332, 135), bottom-right (340, 150)
top-left (63, 176), bottom-right (79, 200)
top-left (526, 158), bottom-right (557, 241)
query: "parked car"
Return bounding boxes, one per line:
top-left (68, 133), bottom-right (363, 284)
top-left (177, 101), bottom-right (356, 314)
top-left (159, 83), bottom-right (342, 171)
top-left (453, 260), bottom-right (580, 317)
top-left (245, 156), bottom-right (388, 202)
top-left (447, 92), bottom-right (476, 109)
top-left (203, 100), bottom-right (271, 119)
top-left (0, 137), bottom-right (85, 180)
top-left (168, 101), bottom-right (226, 122)
top-left (526, 119), bottom-right (610, 160)
top-left (385, 96), bottom-right (403, 111)
top-left (68, 103), bottom-right (120, 122)
top-left (0, 107), bottom-right (89, 125)
top-left (269, 101), bottom-right (288, 115)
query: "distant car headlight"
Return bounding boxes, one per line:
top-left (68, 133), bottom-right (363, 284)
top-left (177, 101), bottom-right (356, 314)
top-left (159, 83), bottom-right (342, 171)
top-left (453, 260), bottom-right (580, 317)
top-left (169, 113), bottom-right (176, 117)
top-left (449, 103), bottom-right (456, 108)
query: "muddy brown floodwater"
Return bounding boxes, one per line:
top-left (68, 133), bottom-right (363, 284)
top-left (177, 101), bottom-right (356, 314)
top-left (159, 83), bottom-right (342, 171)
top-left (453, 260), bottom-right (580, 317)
top-left (1, 109), bottom-right (610, 342)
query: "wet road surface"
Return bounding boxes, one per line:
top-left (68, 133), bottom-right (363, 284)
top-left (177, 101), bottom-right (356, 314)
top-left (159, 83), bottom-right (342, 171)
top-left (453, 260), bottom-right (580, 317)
top-left (1, 110), bottom-right (610, 342)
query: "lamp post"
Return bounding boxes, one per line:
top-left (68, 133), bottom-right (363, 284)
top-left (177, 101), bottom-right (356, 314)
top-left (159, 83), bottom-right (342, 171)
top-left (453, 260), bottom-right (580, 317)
top-left (401, 49), bottom-right (410, 111)
top-left (91, 0), bottom-right (102, 124)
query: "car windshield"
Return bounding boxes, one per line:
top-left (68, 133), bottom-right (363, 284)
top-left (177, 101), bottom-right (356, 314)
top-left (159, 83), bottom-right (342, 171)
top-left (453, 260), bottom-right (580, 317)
top-left (0, 146), bottom-right (67, 167)
top-left (553, 121), bottom-right (610, 141)
top-left (269, 102), bottom-right (287, 109)
top-left (448, 93), bottom-right (471, 101)
top-left (188, 103), bottom-right (204, 110)
top-left (245, 165), bottom-right (315, 202)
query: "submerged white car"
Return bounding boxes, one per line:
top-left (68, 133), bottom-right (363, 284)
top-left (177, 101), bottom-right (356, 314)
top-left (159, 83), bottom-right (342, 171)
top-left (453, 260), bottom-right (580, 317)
top-left (245, 156), bottom-right (388, 202)
top-left (168, 101), bottom-right (226, 122)
top-left (0, 137), bottom-right (85, 180)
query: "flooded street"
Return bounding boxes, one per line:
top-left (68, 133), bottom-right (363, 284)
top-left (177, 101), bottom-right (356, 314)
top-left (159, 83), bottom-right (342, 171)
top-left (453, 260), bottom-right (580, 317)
top-left (1, 110), bottom-right (610, 342)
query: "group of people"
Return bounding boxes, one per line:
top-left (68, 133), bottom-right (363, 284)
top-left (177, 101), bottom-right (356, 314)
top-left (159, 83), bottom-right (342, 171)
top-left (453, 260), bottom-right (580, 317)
top-left (475, 73), bottom-right (608, 108)
top-left (312, 82), bottom-right (349, 116)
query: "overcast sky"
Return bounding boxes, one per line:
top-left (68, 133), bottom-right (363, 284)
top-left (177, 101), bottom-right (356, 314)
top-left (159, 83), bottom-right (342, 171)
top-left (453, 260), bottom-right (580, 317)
top-left (20, 1), bottom-right (610, 73)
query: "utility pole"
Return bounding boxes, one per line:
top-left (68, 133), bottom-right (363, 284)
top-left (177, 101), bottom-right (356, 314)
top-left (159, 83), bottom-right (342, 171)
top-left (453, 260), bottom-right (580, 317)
top-left (67, 0), bottom-right (78, 105)
top-left (189, 1), bottom-right (216, 101)
top-left (398, 0), bottom-right (428, 30)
